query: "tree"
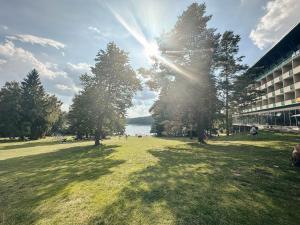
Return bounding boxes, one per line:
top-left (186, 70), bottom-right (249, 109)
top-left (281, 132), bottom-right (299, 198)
top-left (20, 69), bottom-right (61, 139)
top-left (68, 92), bottom-right (94, 139)
top-left (215, 31), bottom-right (247, 136)
top-left (0, 81), bottom-right (22, 138)
top-left (231, 68), bottom-right (264, 113)
top-left (73, 42), bottom-right (141, 145)
top-left (45, 94), bottom-right (63, 135)
top-left (142, 3), bottom-right (219, 143)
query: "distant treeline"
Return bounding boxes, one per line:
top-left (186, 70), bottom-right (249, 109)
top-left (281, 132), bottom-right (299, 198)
top-left (126, 116), bottom-right (154, 125)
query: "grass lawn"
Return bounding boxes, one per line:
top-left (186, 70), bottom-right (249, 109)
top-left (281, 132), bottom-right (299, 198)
top-left (0, 132), bottom-right (300, 225)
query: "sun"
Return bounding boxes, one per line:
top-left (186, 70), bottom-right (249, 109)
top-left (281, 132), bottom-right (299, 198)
top-left (144, 41), bottom-right (160, 60)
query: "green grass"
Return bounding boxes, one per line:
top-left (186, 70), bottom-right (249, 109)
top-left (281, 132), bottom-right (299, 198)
top-left (0, 132), bottom-right (299, 225)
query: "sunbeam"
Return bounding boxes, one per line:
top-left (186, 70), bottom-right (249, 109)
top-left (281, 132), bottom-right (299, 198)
top-left (108, 5), bottom-right (196, 80)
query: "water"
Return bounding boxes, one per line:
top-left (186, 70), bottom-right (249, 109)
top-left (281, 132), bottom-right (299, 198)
top-left (125, 124), bottom-right (151, 136)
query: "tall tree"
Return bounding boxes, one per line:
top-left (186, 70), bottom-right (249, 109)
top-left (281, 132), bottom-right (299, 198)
top-left (0, 81), bottom-right (22, 138)
top-left (143, 3), bottom-right (219, 143)
top-left (20, 69), bottom-right (62, 139)
top-left (75, 42), bottom-right (141, 145)
top-left (216, 31), bottom-right (247, 136)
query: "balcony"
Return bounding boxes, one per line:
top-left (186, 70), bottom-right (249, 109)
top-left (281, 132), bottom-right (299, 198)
top-left (274, 75), bottom-right (283, 83)
top-left (262, 95), bottom-right (267, 100)
top-left (267, 92), bottom-right (275, 98)
top-left (294, 64), bottom-right (300, 75)
top-left (275, 102), bottom-right (285, 107)
top-left (295, 81), bottom-right (300, 90)
top-left (268, 103), bottom-right (276, 108)
top-left (284, 84), bottom-right (295, 93)
top-left (284, 99), bottom-right (296, 105)
top-left (275, 88), bottom-right (284, 95)
top-left (260, 83), bottom-right (267, 90)
top-left (283, 70), bottom-right (293, 80)
top-left (267, 80), bottom-right (274, 87)
top-left (261, 105), bottom-right (268, 110)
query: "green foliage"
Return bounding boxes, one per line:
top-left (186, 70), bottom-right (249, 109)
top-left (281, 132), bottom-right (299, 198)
top-left (69, 42), bottom-right (141, 144)
top-left (142, 3), bottom-right (219, 142)
top-left (0, 69), bottom-right (63, 139)
top-left (215, 31), bottom-right (248, 135)
top-left (231, 68), bottom-right (264, 113)
top-left (0, 81), bottom-right (22, 138)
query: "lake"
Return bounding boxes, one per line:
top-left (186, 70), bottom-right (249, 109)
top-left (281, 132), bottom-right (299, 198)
top-left (125, 124), bottom-right (151, 136)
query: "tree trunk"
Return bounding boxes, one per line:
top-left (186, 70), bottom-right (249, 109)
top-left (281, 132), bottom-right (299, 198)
top-left (225, 75), bottom-right (229, 136)
top-left (197, 114), bottom-right (207, 144)
top-left (95, 128), bottom-right (100, 146)
top-left (95, 116), bottom-right (103, 146)
top-left (189, 124), bottom-right (193, 139)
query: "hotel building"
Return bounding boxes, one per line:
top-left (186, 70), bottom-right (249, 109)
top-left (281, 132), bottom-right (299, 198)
top-left (233, 23), bottom-right (300, 131)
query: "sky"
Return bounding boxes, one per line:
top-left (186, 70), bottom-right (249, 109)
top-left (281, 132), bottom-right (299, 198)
top-left (0, 0), bottom-right (300, 117)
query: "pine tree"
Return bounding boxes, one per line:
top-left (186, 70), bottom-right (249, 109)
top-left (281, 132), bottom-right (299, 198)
top-left (216, 31), bottom-right (247, 136)
top-left (20, 69), bottom-right (48, 139)
top-left (143, 3), bottom-right (219, 143)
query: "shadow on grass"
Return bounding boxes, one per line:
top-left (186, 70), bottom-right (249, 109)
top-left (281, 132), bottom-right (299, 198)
top-left (0, 140), bottom-right (63, 151)
top-left (0, 143), bottom-right (124, 225)
top-left (89, 141), bottom-right (300, 225)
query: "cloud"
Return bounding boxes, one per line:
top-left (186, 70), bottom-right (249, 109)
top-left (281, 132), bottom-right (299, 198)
top-left (88, 26), bottom-right (101, 34)
top-left (127, 100), bottom-right (152, 118)
top-left (56, 84), bottom-right (73, 91)
top-left (7, 34), bottom-right (65, 49)
top-left (88, 25), bottom-right (130, 40)
top-left (250, 0), bottom-right (300, 49)
top-left (0, 40), bottom-right (63, 79)
top-left (66, 62), bottom-right (91, 73)
top-left (0, 59), bottom-right (7, 65)
top-left (1, 25), bottom-right (8, 30)
top-left (134, 87), bottom-right (157, 101)
top-left (0, 39), bottom-right (86, 108)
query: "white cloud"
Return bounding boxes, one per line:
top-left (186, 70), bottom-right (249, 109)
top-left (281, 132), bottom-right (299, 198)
top-left (0, 59), bottom-right (7, 66)
top-left (56, 84), bottom-right (72, 91)
top-left (7, 34), bottom-right (65, 49)
top-left (66, 62), bottom-right (91, 73)
top-left (0, 38), bottom-right (93, 112)
top-left (0, 40), bottom-right (62, 79)
top-left (1, 25), bottom-right (8, 30)
top-left (88, 26), bottom-right (101, 34)
top-left (127, 102), bottom-right (152, 118)
top-left (0, 39), bottom-right (83, 97)
top-left (250, 0), bottom-right (300, 49)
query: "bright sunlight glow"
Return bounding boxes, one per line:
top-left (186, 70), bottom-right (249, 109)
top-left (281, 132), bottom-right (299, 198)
top-left (108, 5), bottom-right (196, 80)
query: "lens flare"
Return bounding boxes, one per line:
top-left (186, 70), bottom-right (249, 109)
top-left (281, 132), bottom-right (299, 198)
top-left (108, 6), bottom-right (195, 80)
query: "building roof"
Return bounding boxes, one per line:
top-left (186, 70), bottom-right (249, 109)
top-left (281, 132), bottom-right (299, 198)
top-left (250, 22), bottom-right (300, 78)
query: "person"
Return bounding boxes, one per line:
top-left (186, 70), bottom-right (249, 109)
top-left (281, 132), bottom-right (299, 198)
top-left (250, 126), bottom-right (258, 135)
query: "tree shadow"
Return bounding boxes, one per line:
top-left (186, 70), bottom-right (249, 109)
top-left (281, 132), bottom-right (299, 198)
top-left (0, 143), bottom-right (124, 225)
top-left (89, 141), bottom-right (300, 225)
top-left (0, 139), bottom-right (63, 151)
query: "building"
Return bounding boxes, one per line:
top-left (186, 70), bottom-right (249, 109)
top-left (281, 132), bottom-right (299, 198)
top-left (233, 23), bottom-right (300, 132)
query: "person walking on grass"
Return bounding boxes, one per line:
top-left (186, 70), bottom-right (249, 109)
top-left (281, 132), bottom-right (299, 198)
top-left (250, 125), bottom-right (258, 136)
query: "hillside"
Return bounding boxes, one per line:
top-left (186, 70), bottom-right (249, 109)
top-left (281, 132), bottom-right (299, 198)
top-left (126, 116), bottom-right (154, 125)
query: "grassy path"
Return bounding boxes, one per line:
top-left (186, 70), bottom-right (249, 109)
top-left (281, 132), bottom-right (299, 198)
top-left (0, 133), bottom-right (299, 225)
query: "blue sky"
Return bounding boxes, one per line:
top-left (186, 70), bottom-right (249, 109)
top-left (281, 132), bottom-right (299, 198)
top-left (0, 0), bottom-right (299, 117)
